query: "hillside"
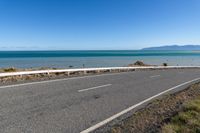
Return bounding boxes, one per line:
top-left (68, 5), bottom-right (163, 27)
top-left (142, 45), bottom-right (200, 50)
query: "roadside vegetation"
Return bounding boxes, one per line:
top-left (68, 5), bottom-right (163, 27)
top-left (163, 63), bottom-right (168, 66)
top-left (0, 67), bottom-right (17, 72)
top-left (162, 97), bottom-right (200, 133)
top-left (0, 67), bottom-right (59, 73)
top-left (128, 60), bottom-right (151, 66)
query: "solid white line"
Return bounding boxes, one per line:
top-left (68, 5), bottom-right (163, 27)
top-left (0, 72), bottom-right (132, 89)
top-left (78, 84), bottom-right (112, 92)
top-left (150, 75), bottom-right (160, 78)
top-left (80, 77), bottom-right (200, 133)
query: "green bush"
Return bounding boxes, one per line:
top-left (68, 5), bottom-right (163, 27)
top-left (162, 97), bottom-right (200, 133)
top-left (163, 63), bottom-right (168, 66)
top-left (3, 67), bottom-right (17, 72)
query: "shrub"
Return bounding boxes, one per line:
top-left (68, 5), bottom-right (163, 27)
top-left (134, 61), bottom-right (146, 66)
top-left (3, 67), bottom-right (17, 72)
top-left (163, 63), bottom-right (168, 66)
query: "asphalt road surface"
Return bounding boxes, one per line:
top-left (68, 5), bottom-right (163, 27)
top-left (0, 69), bottom-right (200, 133)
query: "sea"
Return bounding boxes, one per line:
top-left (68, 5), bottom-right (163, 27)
top-left (0, 50), bottom-right (200, 68)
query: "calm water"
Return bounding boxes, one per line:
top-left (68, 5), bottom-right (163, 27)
top-left (0, 50), bottom-right (200, 68)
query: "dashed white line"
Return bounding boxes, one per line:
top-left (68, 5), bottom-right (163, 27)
top-left (80, 77), bottom-right (200, 133)
top-left (78, 84), bottom-right (112, 92)
top-left (150, 75), bottom-right (160, 78)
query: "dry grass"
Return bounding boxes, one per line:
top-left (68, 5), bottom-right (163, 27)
top-left (0, 67), bottom-right (59, 73)
top-left (0, 67), bottom-right (17, 72)
top-left (162, 97), bottom-right (200, 133)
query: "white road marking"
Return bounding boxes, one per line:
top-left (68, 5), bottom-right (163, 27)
top-left (78, 84), bottom-right (112, 92)
top-left (80, 77), bottom-right (200, 133)
top-left (0, 72), bottom-right (133, 89)
top-left (150, 75), bottom-right (160, 78)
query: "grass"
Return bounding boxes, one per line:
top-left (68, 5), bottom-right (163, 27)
top-left (162, 97), bottom-right (200, 133)
top-left (3, 67), bottom-right (17, 72)
top-left (0, 67), bottom-right (59, 73)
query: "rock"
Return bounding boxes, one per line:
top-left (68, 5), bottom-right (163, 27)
top-left (128, 61), bottom-right (148, 66)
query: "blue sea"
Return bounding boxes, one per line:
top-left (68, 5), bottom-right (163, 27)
top-left (0, 50), bottom-right (200, 68)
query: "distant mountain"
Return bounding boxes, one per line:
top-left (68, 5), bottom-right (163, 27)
top-left (142, 45), bottom-right (200, 50)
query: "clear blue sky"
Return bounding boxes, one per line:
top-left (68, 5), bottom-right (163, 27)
top-left (0, 0), bottom-right (200, 50)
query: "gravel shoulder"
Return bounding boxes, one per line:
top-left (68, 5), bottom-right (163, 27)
top-left (105, 82), bottom-right (200, 133)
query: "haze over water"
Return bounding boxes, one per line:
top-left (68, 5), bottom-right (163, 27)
top-left (0, 50), bottom-right (200, 68)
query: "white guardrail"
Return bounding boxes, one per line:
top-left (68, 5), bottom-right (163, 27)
top-left (0, 66), bottom-right (200, 78)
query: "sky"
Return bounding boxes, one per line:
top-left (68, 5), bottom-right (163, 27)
top-left (0, 0), bottom-right (200, 50)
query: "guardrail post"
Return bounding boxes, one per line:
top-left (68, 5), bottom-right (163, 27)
top-left (84, 70), bottom-right (87, 74)
top-left (67, 72), bottom-right (70, 76)
top-left (47, 71), bottom-right (50, 76)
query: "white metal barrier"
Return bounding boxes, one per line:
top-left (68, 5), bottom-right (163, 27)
top-left (0, 66), bottom-right (199, 78)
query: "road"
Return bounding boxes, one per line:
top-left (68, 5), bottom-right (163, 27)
top-left (0, 69), bottom-right (200, 133)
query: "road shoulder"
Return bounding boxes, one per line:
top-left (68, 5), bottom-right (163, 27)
top-left (96, 82), bottom-right (200, 133)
